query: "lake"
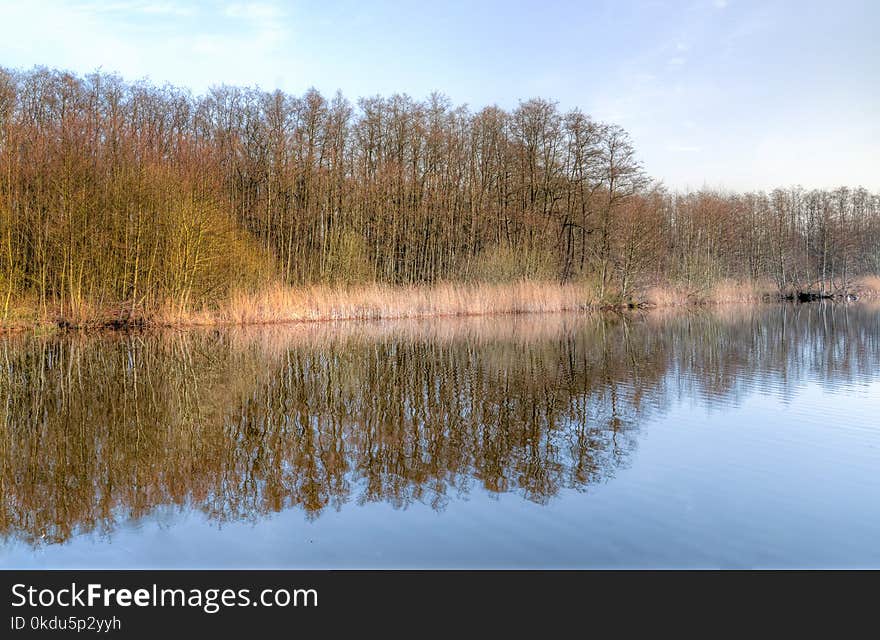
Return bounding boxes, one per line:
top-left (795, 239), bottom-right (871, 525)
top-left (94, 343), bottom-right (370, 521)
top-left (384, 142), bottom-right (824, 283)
top-left (1, 303), bottom-right (879, 568)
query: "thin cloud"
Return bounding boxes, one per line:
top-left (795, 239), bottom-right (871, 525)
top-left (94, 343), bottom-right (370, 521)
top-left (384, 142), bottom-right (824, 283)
top-left (74, 1), bottom-right (196, 16)
top-left (223, 2), bottom-right (289, 48)
top-left (224, 2), bottom-right (283, 20)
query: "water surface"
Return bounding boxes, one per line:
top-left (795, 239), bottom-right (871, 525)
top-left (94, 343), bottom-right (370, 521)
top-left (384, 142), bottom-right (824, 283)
top-left (1, 303), bottom-right (879, 568)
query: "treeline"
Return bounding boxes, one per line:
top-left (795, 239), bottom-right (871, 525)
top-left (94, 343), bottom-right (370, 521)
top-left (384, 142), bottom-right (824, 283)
top-left (1, 67), bottom-right (878, 319)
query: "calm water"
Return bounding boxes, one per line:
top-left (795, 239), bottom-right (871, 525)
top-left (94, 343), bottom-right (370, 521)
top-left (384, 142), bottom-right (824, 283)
top-left (1, 303), bottom-right (879, 568)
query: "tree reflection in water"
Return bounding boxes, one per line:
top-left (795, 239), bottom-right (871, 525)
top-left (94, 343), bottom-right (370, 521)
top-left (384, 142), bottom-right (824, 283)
top-left (1, 303), bottom-right (877, 547)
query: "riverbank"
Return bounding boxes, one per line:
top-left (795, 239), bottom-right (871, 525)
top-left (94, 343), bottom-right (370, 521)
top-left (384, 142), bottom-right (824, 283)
top-left (1, 277), bottom-right (877, 334)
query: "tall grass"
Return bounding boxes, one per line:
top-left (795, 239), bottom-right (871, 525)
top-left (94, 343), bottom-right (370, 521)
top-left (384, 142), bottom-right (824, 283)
top-left (641, 279), bottom-right (779, 307)
top-left (2, 277), bottom-right (877, 333)
top-left (160, 280), bottom-right (597, 327)
top-left (855, 275), bottom-right (880, 296)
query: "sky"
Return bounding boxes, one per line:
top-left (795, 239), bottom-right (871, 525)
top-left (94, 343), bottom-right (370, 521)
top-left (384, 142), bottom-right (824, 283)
top-left (0, 0), bottom-right (877, 191)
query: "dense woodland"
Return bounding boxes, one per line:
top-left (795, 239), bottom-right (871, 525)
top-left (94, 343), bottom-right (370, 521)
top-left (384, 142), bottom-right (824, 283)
top-left (1, 67), bottom-right (878, 321)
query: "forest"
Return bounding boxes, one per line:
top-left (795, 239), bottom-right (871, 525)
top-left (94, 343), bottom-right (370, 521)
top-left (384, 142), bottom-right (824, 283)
top-left (1, 66), bottom-right (878, 327)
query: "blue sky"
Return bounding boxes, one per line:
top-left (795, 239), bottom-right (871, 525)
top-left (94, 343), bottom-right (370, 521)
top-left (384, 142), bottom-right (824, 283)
top-left (0, 0), bottom-right (877, 191)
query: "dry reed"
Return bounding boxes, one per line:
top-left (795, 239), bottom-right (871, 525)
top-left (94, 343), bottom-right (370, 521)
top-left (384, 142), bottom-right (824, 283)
top-left (2, 277), bottom-right (877, 334)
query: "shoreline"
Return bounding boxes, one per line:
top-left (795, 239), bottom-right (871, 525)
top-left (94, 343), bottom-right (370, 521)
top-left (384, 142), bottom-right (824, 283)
top-left (2, 278), bottom-right (876, 335)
